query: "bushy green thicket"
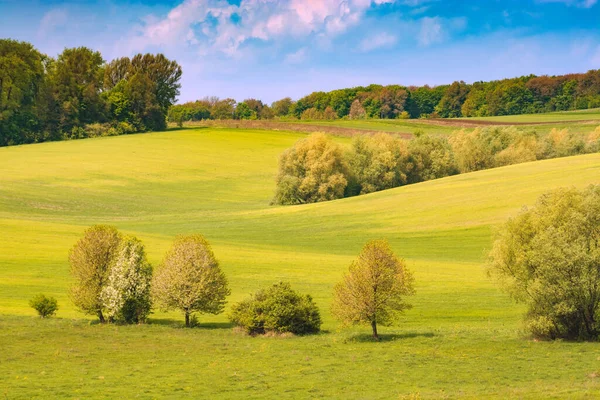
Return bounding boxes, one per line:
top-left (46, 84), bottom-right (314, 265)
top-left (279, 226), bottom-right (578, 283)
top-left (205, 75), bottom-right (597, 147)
top-left (229, 282), bottom-right (321, 335)
top-left (274, 127), bottom-right (600, 205)
top-left (1, 39), bottom-right (181, 147)
top-left (488, 185), bottom-right (600, 340)
top-left (29, 294), bottom-right (59, 318)
top-left (273, 133), bottom-right (349, 205)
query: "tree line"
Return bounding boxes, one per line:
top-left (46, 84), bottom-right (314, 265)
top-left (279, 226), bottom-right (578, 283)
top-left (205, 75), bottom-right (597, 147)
top-left (273, 126), bottom-right (600, 205)
top-left (169, 70), bottom-right (600, 124)
top-left (0, 39), bottom-right (181, 146)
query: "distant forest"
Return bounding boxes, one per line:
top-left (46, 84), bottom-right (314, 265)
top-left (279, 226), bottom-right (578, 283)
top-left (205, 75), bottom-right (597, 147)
top-left (170, 69), bottom-right (600, 123)
top-left (0, 39), bottom-right (181, 146)
top-left (3, 38), bottom-right (600, 147)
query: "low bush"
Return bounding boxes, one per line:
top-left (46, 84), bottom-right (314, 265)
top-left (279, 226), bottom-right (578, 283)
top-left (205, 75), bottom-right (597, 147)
top-left (29, 294), bottom-right (59, 318)
top-left (229, 282), bottom-right (321, 335)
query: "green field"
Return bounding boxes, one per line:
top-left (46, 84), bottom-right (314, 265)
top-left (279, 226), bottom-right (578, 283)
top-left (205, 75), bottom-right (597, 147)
top-left (2, 127), bottom-right (600, 398)
top-left (462, 109), bottom-right (600, 123)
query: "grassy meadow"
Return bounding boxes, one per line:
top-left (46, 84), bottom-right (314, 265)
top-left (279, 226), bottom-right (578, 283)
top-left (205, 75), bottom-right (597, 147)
top-left (2, 127), bottom-right (600, 398)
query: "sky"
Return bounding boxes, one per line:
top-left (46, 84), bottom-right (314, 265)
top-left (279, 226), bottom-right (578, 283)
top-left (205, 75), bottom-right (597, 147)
top-left (1, 0), bottom-right (599, 103)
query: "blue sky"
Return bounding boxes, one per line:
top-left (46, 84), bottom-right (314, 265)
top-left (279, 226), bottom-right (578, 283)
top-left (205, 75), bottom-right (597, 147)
top-left (1, 0), bottom-right (599, 103)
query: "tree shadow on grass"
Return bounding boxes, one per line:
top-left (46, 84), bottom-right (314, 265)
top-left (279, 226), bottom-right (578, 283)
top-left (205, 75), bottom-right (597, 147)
top-left (347, 331), bottom-right (436, 343)
top-left (166, 126), bottom-right (209, 132)
top-left (148, 318), bottom-right (234, 330)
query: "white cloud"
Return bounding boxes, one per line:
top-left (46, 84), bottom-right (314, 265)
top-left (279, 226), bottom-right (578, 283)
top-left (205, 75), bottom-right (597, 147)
top-left (124, 0), bottom-right (399, 57)
top-left (284, 47), bottom-right (307, 64)
top-left (418, 16), bottom-right (443, 46)
top-left (38, 8), bottom-right (68, 37)
top-left (537, 0), bottom-right (597, 8)
top-left (359, 32), bottom-right (397, 52)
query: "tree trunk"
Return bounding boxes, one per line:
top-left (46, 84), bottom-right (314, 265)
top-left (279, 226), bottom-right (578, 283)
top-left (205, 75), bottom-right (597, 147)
top-left (98, 310), bottom-right (105, 323)
top-left (185, 312), bottom-right (190, 327)
top-left (371, 320), bottom-right (379, 340)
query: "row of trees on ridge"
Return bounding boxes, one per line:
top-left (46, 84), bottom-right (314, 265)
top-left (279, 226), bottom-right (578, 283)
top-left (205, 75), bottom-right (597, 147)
top-left (169, 70), bottom-right (600, 123)
top-left (273, 126), bottom-right (600, 205)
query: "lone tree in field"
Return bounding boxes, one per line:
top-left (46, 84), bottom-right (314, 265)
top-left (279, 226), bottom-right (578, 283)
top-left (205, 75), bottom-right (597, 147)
top-left (488, 185), bottom-right (600, 340)
top-left (152, 235), bottom-right (230, 327)
top-left (101, 236), bottom-right (153, 324)
top-left (332, 240), bottom-right (415, 340)
top-left (69, 225), bottom-right (122, 323)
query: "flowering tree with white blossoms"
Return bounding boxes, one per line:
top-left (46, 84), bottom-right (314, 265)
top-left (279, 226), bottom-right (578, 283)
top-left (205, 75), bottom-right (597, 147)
top-left (101, 236), bottom-right (152, 323)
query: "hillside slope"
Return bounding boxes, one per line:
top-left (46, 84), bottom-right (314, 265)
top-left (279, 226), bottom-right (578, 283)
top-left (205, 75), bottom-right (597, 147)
top-left (2, 128), bottom-right (600, 398)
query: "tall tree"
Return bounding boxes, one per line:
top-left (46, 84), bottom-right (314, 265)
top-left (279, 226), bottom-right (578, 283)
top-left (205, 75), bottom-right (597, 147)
top-left (69, 225), bottom-right (123, 323)
top-left (332, 240), bottom-right (415, 340)
top-left (130, 53), bottom-right (182, 114)
top-left (50, 47), bottom-right (106, 133)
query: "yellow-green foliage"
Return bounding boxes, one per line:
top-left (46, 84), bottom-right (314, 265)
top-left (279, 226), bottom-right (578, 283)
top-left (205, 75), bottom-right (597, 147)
top-left (449, 128), bottom-right (496, 173)
top-left (273, 133), bottom-right (349, 204)
top-left (348, 133), bottom-right (409, 195)
top-left (407, 133), bottom-right (458, 182)
top-left (68, 225), bottom-right (122, 322)
top-left (494, 134), bottom-right (538, 167)
top-left (538, 128), bottom-right (585, 158)
top-left (586, 126), bottom-right (600, 153)
top-left (332, 240), bottom-right (415, 339)
top-left (487, 185), bottom-right (600, 340)
top-left (152, 235), bottom-right (230, 327)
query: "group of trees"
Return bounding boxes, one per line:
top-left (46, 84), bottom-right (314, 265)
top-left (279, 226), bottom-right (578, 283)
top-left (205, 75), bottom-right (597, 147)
top-left (69, 226), bottom-right (227, 326)
top-left (0, 39), bottom-right (181, 146)
top-left (66, 225), bottom-right (415, 338)
top-left (168, 70), bottom-right (600, 125)
top-left (273, 127), bottom-right (600, 205)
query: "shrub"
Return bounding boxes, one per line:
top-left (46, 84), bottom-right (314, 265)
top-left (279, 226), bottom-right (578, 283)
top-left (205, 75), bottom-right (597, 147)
top-left (229, 282), bottom-right (321, 335)
top-left (407, 133), bottom-right (458, 183)
top-left (487, 185), bottom-right (600, 340)
top-left (101, 236), bottom-right (152, 324)
top-left (332, 240), bottom-right (415, 340)
top-left (449, 128), bottom-right (496, 173)
top-left (152, 235), bottom-right (230, 327)
top-left (273, 133), bottom-right (349, 204)
top-left (537, 128), bottom-right (585, 159)
top-left (347, 134), bottom-right (410, 195)
top-left (494, 133), bottom-right (538, 167)
top-left (29, 294), bottom-right (59, 318)
top-left (69, 225), bottom-right (122, 322)
top-left (585, 126), bottom-right (600, 153)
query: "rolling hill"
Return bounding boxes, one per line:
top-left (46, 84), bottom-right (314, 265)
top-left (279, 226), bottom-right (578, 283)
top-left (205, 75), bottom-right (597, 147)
top-left (1, 127), bottom-right (600, 398)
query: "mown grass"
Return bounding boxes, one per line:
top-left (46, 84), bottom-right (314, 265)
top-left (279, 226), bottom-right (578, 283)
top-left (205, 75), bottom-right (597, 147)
top-left (461, 109), bottom-right (600, 123)
top-left (1, 127), bottom-right (600, 398)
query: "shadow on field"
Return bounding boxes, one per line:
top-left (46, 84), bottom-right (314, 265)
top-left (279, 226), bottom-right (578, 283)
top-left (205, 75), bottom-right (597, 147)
top-left (166, 126), bottom-right (210, 132)
top-left (149, 318), bottom-right (234, 330)
top-left (348, 331), bottom-right (436, 343)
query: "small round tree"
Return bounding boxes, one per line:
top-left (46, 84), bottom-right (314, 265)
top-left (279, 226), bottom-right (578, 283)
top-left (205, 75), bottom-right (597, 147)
top-left (229, 282), bottom-right (321, 335)
top-left (332, 240), bottom-right (415, 340)
top-left (69, 225), bottom-right (122, 323)
top-left (101, 236), bottom-right (152, 324)
top-left (152, 235), bottom-right (230, 327)
top-left (29, 294), bottom-right (59, 318)
top-left (488, 185), bottom-right (600, 340)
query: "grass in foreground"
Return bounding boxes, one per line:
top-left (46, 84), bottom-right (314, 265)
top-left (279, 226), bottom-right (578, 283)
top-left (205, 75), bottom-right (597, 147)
top-left (1, 128), bottom-right (600, 398)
